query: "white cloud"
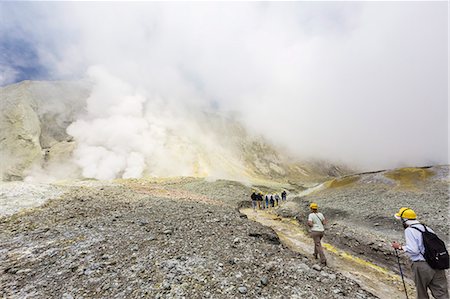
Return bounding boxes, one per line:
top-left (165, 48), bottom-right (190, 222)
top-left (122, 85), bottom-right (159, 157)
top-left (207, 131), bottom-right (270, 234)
top-left (1, 2), bottom-right (447, 175)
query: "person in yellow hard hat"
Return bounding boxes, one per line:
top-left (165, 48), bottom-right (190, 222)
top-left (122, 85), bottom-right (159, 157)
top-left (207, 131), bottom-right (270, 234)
top-left (392, 207), bottom-right (449, 299)
top-left (307, 202), bottom-right (327, 266)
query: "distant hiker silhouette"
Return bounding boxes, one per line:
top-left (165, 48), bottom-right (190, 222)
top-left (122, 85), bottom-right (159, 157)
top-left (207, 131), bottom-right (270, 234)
top-left (281, 190), bottom-right (287, 201)
top-left (274, 194), bottom-right (280, 206)
top-left (251, 191), bottom-right (257, 211)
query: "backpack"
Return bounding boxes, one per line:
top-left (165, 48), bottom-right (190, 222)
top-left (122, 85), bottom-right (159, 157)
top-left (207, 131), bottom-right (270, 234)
top-left (411, 224), bottom-right (449, 270)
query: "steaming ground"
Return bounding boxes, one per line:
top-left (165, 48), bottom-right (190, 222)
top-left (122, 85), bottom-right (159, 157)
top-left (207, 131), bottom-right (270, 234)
top-left (1, 166), bottom-right (448, 298)
top-left (0, 80), bottom-right (348, 184)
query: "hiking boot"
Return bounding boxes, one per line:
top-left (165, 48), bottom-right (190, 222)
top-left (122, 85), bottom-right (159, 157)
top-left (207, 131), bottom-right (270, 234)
top-left (313, 253), bottom-right (318, 259)
top-left (321, 261), bottom-right (327, 266)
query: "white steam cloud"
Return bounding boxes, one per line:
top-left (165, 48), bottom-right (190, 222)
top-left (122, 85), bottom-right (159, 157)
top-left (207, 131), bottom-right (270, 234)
top-left (66, 66), bottom-right (250, 180)
top-left (1, 2), bottom-right (447, 178)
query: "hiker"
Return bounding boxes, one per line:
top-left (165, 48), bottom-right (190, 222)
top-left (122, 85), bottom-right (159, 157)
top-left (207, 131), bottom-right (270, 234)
top-left (265, 194), bottom-right (269, 209)
top-left (392, 207), bottom-right (449, 299)
top-left (250, 191), bottom-right (257, 211)
top-left (274, 193), bottom-right (280, 206)
top-left (270, 195), bottom-right (275, 207)
top-left (281, 190), bottom-right (287, 201)
top-left (257, 192), bottom-right (263, 209)
top-left (308, 202), bottom-right (327, 266)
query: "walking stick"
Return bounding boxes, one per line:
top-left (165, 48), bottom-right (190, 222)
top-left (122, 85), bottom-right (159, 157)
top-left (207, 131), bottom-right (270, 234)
top-left (395, 249), bottom-right (409, 299)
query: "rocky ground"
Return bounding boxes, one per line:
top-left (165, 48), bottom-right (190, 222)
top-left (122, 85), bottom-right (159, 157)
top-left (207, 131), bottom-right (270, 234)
top-left (1, 178), bottom-right (376, 299)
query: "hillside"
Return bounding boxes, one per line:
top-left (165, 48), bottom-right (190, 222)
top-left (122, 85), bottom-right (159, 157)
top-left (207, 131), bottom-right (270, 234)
top-left (0, 80), bottom-right (348, 184)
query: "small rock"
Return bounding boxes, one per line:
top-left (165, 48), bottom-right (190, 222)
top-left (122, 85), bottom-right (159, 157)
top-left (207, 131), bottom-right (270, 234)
top-left (139, 220), bottom-right (149, 226)
top-left (238, 286), bottom-right (247, 294)
top-left (333, 288), bottom-right (343, 294)
top-left (163, 229), bottom-right (173, 235)
top-left (297, 263), bottom-right (310, 272)
top-left (312, 264), bottom-right (322, 271)
top-left (162, 282), bottom-right (171, 290)
top-left (356, 291), bottom-right (367, 299)
top-left (233, 238), bottom-right (240, 244)
top-left (260, 277), bottom-right (268, 286)
top-left (62, 293), bottom-right (74, 299)
top-left (264, 261), bottom-right (276, 272)
top-left (16, 269), bottom-right (32, 275)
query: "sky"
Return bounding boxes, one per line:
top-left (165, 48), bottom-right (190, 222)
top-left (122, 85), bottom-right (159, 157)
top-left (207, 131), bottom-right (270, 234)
top-left (0, 2), bottom-right (448, 175)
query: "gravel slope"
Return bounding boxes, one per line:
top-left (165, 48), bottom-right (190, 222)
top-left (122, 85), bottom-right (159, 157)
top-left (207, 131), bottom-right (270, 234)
top-left (1, 179), bottom-right (376, 299)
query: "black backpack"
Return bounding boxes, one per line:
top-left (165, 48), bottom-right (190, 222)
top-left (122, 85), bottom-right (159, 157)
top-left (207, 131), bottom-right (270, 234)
top-left (411, 224), bottom-right (449, 270)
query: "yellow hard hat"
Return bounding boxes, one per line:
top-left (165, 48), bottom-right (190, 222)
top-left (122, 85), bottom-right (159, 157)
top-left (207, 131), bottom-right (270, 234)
top-left (310, 203), bottom-right (318, 209)
top-left (395, 207), bottom-right (417, 220)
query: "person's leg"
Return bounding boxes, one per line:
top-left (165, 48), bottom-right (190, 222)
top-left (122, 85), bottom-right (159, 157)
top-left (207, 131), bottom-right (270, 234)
top-left (311, 231), bottom-right (319, 257)
top-left (311, 231), bottom-right (325, 263)
top-left (316, 232), bottom-right (326, 265)
top-left (428, 268), bottom-right (449, 299)
top-left (412, 262), bottom-right (433, 299)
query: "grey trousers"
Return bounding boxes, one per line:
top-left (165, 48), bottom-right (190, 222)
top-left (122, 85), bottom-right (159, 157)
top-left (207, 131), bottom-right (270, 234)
top-left (412, 261), bottom-right (449, 299)
top-left (311, 231), bottom-right (326, 264)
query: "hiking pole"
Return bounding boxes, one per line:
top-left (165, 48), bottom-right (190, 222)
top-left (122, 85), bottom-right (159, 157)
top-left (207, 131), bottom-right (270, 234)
top-left (395, 249), bottom-right (409, 299)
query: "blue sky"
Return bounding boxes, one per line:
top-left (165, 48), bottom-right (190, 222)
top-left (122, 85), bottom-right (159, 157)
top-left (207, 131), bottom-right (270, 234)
top-left (0, 34), bottom-right (49, 85)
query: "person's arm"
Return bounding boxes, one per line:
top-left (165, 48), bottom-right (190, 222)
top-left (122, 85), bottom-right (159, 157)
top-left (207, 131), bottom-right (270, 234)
top-left (307, 214), bottom-right (313, 227)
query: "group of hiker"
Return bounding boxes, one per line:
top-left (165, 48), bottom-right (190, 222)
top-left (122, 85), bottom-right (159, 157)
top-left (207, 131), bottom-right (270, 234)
top-left (310, 205), bottom-right (449, 299)
top-left (309, 204), bottom-right (449, 299)
top-left (250, 190), bottom-right (287, 210)
top-left (249, 189), bottom-right (449, 299)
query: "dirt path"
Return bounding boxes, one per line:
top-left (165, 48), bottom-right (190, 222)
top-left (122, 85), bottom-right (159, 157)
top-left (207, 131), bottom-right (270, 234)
top-left (241, 208), bottom-right (415, 299)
